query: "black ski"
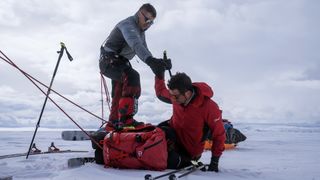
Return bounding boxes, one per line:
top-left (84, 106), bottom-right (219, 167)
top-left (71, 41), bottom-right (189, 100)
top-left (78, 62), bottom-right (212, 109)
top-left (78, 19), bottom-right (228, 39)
top-left (68, 157), bottom-right (95, 168)
top-left (0, 150), bottom-right (88, 160)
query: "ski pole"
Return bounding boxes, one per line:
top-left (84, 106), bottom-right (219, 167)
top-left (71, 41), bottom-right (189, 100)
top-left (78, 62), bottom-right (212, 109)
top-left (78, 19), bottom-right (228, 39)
top-left (144, 164), bottom-right (194, 180)
top-left (163, 50), bottom-right (172, 77)
top-left (169, 163), bottom-right (207, 180)
top-left (26, 42), bottom-right (73, 159)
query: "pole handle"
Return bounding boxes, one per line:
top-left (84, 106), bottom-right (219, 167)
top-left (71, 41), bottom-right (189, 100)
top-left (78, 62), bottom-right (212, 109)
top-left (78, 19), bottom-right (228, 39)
top-left (163, 50), bottom-right (172, 77)
top-left (60, 42), bottom-right (73, 61)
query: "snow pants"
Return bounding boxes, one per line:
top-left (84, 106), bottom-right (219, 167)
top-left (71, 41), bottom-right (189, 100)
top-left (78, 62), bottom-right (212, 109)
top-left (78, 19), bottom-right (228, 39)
top-left (99, 53), bottom-right (141, 127)
top-left (158, 120), bottom-right (199, 169)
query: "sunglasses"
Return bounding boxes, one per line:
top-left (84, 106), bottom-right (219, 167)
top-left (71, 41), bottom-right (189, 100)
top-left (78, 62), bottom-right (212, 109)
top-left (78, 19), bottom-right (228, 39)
top-left (141, 12), bottom-right (154, 25)
top-left (170, 93), bottom-right (184, 100)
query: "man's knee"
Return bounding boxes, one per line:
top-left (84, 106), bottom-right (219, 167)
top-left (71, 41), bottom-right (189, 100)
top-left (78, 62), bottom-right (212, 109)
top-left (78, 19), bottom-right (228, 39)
top-left (124, 68), bottom-right (140, 87)
top-left (159, 125), bottom-right (177, 143)
top-left (121, 68), bottom-right (141, 97)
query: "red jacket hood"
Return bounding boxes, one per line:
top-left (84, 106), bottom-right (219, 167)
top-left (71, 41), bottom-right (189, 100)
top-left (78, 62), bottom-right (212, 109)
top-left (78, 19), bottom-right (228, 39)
top-left (193, 82), bottom-right (214, 97)
top-left (191, 82), bottom-right (214, 107)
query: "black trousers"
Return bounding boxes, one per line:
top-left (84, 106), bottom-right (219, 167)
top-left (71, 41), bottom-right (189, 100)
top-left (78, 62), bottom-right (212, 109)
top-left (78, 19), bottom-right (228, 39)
top-left (158, 121), bottom-right (195, 169)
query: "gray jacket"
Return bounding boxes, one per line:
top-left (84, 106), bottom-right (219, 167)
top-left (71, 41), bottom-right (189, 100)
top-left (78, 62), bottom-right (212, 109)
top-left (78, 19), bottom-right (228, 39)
top-left (102, 14), bottom-right (152, 63)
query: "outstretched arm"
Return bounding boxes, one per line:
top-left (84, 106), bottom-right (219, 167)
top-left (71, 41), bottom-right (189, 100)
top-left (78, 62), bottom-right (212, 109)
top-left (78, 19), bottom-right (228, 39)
top-left (154, 76), bottom-right (172, 104)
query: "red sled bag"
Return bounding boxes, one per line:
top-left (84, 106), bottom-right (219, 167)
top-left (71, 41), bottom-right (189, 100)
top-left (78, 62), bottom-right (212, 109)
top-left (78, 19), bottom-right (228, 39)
top-left (103, 125), bottom-right (167, 170)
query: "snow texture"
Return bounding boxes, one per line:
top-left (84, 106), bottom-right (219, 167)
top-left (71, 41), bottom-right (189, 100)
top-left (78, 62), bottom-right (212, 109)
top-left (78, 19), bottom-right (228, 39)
top-left (0, 123), bottom-right (319, 180)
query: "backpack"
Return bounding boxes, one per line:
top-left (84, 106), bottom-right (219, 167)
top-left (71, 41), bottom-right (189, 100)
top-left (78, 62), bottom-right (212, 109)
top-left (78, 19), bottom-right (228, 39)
top-left (102, 125), bottom-right (167, 170)
top-left (225, 127), bottom-right (247, 144)
top-left (203, 119), bottom-right (247, 150)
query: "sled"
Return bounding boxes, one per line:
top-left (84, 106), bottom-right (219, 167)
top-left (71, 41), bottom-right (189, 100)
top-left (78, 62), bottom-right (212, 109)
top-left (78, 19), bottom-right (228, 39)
top-left (204, 140), bottom-right (237, 150)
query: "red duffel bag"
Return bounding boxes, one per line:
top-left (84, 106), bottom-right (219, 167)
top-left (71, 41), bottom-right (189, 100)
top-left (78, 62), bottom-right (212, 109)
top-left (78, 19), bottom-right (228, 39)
top-left (103, 125), bottom-right (167, 170)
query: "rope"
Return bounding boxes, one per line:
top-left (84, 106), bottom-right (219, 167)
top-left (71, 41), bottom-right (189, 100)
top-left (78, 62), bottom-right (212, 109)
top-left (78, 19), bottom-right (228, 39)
top-left (0, 51), bottom-right (107, 124)
top-left (0, 50), bottom-right (104, 150)
top-left (100, 73), bottom-right (111, 128)
top-left (101, 73), bottom-right (111, 111)
top-left (100, 74), bottom-right (105, 125)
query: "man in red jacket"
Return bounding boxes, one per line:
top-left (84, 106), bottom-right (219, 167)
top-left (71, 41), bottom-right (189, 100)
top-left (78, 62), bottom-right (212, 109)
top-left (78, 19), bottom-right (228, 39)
top-left (155, 72), bottom-right (226, 172)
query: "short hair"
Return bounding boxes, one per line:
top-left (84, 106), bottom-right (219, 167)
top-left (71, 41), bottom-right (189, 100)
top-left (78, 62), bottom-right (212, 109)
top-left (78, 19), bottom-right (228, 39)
top-left (139, 3), bottom-right (157, 18)
top-left (167, 72), bottom-right (193, 93)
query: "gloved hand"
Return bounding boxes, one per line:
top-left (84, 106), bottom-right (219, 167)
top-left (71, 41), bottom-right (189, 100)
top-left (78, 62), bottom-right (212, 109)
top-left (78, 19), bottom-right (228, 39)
top-left (145, 57), bottom-right (166, 77)
top-left (163, 58), bottom-right (172, 70)
top-left (208, 156), bottom-right (220, 172)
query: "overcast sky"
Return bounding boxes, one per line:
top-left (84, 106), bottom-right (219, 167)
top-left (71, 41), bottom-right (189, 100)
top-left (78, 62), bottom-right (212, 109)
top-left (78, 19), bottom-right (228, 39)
top-left (0, 0), bottom-right (319, 128)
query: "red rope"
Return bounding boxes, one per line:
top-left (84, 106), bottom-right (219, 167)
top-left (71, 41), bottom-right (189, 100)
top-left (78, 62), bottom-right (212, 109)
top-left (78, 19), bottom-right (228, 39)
top-left (101, 73), bottom-right (111, 111)
top-left (100, 74), bottom-right (106, 128)
top-left (0, 51), bottom-right (107, 124)
top-left (100, 74), bottom-right (104, 121)
top-left (99, 73), bottom-right (111, 128)
top-left (0, 50), bottom-right (104, 150)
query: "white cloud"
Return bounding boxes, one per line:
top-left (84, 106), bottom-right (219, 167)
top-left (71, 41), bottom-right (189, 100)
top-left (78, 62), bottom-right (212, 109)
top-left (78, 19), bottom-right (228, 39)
top-left (1, 0), bottom-right (320, 128)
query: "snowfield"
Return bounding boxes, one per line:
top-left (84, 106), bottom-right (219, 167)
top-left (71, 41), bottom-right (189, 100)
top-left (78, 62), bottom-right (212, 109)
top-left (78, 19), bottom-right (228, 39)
top-left (0, 123), bottom-right (319, 180)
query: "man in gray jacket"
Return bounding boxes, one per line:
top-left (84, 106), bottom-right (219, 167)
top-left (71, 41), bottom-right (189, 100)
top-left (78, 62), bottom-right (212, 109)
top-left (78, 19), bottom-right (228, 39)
top-left (99, 3), bottom-right (170, 130)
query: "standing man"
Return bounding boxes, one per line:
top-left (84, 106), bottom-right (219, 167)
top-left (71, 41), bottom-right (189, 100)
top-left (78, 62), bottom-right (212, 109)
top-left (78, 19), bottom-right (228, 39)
top-left (155, 72), bottom-right (226, 172)
top-left (99, 3), bottom-right (169, 130)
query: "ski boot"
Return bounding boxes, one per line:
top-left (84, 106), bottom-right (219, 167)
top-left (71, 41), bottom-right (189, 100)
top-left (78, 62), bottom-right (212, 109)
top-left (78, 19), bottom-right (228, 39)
top-left (117, 97), bottom-right (144, 130)
top-left (31, 143), bottom-right (41, 153)
top-left (48, 142), bottom-right (60, 152)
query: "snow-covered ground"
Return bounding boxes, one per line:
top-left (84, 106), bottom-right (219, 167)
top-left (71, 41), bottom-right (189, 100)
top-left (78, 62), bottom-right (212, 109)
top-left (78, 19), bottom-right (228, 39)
top-left (0, 123), bottom-right (319, 180)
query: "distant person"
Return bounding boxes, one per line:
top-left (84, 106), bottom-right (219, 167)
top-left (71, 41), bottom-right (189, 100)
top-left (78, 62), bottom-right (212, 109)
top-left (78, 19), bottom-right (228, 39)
top-left (99, 3), bottom-right (170, 130)
top-left (156, 72), bottom-right (226, 172)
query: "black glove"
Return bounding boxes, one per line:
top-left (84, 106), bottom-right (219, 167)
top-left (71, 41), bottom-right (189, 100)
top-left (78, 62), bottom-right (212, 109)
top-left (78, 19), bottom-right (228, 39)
top-left (163, 58), bottom-right (172, 70)
top-left (208, 156), bottom-right (220, 172)
top-left (145, 57), bottom-right (166, 77)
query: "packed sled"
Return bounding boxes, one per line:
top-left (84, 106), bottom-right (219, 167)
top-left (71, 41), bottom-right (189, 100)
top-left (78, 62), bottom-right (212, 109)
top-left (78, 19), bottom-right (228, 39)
top-left (204, 119), bottom-right (247, 150)
top-left (89, 119), bottom-right (246, 167)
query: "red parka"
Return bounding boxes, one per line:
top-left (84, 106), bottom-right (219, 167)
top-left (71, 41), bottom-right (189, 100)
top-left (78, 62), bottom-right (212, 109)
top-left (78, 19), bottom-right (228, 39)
top-left (155, 77), bottom-right (226, 158)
